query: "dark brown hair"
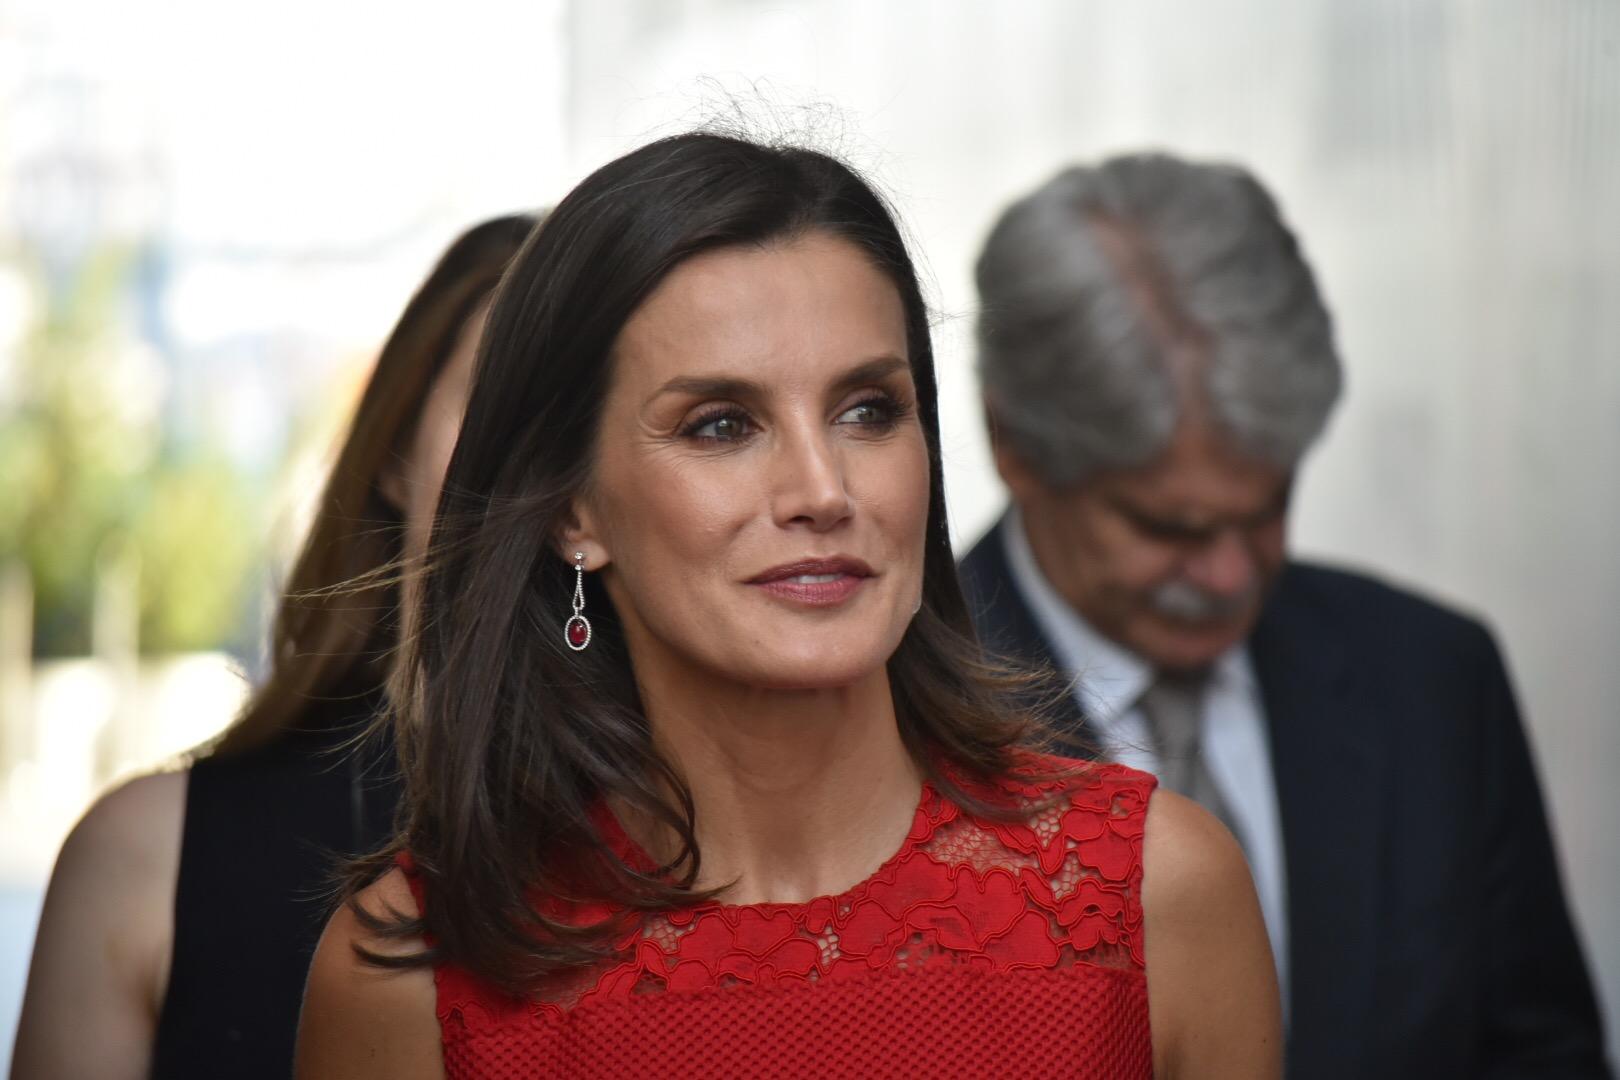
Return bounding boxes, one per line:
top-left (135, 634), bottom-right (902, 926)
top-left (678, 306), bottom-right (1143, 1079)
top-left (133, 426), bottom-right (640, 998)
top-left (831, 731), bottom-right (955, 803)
top-left (358, 133), bottom-right (1048, 993)
top-left (207, 214), bottom-right (538, 757)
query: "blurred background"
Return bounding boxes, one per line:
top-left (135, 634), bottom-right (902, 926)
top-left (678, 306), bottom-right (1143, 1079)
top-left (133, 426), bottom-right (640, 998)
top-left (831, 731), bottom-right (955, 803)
top-left (1, 0), bottom-right (1616, 1064)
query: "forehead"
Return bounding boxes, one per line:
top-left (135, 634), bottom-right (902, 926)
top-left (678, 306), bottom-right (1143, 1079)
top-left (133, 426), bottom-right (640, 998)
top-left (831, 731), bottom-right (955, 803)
top-left (611, 231), bottom-right (909, 392)
top-left (1100, 423), bottom-right (1290, 514)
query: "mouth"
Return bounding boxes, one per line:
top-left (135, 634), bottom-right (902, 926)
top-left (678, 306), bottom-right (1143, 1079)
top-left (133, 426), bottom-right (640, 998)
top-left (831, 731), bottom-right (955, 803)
top-left (746, 557), bottom-right (875, 607)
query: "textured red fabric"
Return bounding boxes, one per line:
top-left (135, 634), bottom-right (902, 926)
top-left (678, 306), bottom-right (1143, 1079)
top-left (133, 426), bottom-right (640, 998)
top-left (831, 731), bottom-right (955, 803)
top-left (405, 757), bottom-right (1156, 1078)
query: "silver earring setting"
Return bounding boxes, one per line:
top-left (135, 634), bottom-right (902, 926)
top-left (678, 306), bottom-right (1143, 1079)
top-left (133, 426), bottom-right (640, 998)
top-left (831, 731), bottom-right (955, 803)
top-left (564, 551), bottom-right (592, 652)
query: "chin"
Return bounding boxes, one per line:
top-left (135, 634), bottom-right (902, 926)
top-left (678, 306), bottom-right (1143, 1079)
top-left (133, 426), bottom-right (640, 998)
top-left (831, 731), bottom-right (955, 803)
top-left (720, 633), bottom-right (899, 691)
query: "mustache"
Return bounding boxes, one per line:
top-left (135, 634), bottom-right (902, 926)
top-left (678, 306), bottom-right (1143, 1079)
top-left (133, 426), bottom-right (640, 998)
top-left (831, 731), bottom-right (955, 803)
top-left (1148, 579), bottom-right (1259, 623)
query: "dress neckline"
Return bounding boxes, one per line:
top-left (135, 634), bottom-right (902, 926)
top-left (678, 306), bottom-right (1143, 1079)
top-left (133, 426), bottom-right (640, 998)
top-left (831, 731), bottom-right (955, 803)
top-left (593, 779), bottom-right (947, 916)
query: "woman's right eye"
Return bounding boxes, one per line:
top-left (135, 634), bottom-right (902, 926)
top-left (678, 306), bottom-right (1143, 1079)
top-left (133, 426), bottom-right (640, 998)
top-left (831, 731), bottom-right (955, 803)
top-left (683, 411), bottom-right (755, 442)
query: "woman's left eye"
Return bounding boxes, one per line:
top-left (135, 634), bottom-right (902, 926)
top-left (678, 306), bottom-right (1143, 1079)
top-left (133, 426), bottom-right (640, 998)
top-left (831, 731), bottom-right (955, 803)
top-left (835, 396), bottom-right (898, 426)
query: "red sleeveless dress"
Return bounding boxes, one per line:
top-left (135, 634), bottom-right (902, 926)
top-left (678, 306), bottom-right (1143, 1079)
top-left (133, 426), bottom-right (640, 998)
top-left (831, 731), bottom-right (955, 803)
top-left (403, 758), bottom-right (1156, 1078)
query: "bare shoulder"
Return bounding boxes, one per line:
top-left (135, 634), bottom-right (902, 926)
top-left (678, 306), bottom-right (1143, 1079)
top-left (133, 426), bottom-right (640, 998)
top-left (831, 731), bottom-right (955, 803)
top-left (64, 770), bottom-right (187, 877)
top-left (52, 770), bottom-right (187, 983)
top-left (304, 866), bottom-right (434, 998)
top-left (1141, 790), bottom-right (1281, 1080)
top-left (1140, 789), bottom-right (1255, 925)
top-left (350, 865), bottom-right (425, 941)
top-left (10, 771), bottom-right (188, 1080)
top-left (295, 867), bottom-right (443, 1079)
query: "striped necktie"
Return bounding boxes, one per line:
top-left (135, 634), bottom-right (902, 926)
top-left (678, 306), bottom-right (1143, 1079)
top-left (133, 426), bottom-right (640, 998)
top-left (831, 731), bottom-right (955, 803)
top-left (1137, 671), bottom-right (1240, 840)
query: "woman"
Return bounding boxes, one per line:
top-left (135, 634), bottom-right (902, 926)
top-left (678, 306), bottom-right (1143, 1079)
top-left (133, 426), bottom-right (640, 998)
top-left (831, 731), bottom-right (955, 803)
top-left (297, 134), bottom-right (1279, 1078)
top-left (12, 213), bottom-right (538, 1080)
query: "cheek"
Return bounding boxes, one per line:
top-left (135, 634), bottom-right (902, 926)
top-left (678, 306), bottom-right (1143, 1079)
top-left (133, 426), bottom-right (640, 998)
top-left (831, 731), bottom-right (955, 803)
top-left (597, 457), bottom-right (755, 593)
top-left (408, 403), bottom-right (465, 521)
top-left (864, 437), bottom-right (931, 550)
top-left (1110, 553), bottom-right (1180, 607)
top-left (400, 433), bottom-right (456, 550)
top-left (1082, 515), bottom-right (1175, 593)
top-left (1253, 520), bottom-right (1289, 574)
top-left (421, 428), bottom-right (460, 513)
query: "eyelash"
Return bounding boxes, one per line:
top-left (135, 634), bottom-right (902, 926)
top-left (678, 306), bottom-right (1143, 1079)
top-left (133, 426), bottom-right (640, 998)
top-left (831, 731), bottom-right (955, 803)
top-left (679, 391), bottom-right (912, 444)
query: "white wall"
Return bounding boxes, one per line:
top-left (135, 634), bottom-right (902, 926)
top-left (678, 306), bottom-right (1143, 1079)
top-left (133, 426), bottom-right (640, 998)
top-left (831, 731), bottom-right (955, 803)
top-left (562, 0), bottom-right (1620, 1042)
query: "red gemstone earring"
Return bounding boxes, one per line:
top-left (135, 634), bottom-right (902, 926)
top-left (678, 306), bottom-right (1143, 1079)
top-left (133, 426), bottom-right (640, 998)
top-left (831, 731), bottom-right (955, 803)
top-left (564, 551), bottom-right (592, 652)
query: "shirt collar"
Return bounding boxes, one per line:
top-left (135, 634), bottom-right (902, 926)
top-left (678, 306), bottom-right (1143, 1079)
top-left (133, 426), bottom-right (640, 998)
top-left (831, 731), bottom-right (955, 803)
top-left (999, 508), bottom-right (1254, 719)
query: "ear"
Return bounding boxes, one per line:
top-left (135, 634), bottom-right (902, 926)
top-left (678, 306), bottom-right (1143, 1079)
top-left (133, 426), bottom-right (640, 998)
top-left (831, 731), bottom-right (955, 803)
top-left (984, 397), bottom-right (1044, 505)
top-left (555, 493), bottom-right (610, 571)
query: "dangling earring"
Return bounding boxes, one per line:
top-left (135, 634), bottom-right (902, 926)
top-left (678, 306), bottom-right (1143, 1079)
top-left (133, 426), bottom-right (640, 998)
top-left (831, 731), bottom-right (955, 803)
top-left (564, 551), bottom-right (592, 652)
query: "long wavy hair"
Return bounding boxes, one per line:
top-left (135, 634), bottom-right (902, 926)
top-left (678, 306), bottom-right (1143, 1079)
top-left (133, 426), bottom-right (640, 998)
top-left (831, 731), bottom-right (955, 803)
top-left (355, 133), bottom-right (1048, 994)
top-left (207, 214), bottom-right (539, 757)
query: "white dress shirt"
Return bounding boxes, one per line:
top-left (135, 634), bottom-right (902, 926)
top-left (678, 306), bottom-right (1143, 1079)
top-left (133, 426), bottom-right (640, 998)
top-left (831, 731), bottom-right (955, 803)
top-left (1001, 511), bottom-right (1292, 1000)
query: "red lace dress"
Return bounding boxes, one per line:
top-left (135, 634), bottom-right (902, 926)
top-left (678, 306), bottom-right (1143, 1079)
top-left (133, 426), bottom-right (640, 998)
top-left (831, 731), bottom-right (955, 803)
top-left (403, 758), bottom-right (1156, 1078)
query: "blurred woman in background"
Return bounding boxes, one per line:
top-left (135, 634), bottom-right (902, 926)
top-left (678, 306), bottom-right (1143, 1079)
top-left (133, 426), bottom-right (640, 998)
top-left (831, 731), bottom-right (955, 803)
top-left (12, 212), bottom-right (538, 1080)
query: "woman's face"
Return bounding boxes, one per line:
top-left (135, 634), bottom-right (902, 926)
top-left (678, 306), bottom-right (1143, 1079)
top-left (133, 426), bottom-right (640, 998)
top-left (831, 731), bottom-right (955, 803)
top-left (572, 230), bottom-right (930, 692)
top-left (384, 300), bottom-right (490, 563)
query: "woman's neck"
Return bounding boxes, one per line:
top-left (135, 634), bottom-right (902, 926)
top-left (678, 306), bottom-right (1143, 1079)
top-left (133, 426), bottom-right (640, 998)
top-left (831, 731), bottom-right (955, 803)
top-left (629, 667), bottom-right (922, 906)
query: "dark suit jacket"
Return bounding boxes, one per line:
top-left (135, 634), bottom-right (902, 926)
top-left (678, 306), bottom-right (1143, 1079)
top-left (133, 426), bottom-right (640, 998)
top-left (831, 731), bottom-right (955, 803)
top-left (960, 516), bottom-right (1610, 1079)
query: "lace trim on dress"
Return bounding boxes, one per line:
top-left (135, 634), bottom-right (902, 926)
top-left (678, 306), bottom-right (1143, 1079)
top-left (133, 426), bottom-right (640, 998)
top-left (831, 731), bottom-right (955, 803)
top-left (424, 760), bottom-right (1154, 1036)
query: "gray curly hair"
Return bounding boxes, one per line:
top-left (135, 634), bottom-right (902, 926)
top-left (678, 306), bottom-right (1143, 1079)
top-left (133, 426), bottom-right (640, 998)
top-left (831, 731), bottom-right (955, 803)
top-left (976, 152), bottom-right (1343, 488)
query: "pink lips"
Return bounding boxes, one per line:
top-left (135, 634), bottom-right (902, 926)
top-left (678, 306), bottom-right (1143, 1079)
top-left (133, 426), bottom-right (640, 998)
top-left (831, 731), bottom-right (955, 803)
top-left (746, 556), bottom-right (874, 607)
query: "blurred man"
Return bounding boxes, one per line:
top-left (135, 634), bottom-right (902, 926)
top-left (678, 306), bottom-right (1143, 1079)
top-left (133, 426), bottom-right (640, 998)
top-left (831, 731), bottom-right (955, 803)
top-left (961, 153), bottom-right (1609, 1078)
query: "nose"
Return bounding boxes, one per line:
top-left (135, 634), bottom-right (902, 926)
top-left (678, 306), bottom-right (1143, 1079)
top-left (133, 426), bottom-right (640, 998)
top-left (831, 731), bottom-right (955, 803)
top-left (1182, 529), bottom-right (1257, 597)
top-left (771, 425), bottom-right (854, 531)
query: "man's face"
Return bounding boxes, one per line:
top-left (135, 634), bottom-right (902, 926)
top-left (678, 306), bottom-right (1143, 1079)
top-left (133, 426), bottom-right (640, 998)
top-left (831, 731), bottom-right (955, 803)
top-left (1001, 422), bottom-right (1292, 672)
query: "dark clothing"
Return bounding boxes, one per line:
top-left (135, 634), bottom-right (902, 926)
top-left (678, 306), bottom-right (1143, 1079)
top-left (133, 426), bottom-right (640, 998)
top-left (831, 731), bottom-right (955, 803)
top-left (960, 516), bottom-right (1611, 1079)
top-left (149, 694), bottom-right (400, 1080)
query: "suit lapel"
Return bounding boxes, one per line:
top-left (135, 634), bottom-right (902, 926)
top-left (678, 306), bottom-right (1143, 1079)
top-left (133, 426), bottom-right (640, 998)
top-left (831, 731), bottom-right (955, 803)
top-left (965, 529), bottom-right (1387, 1069)
top-left (1251, 568), bottom-right (1384, 1075)
top-left (959, 518), bottom-right (1090, 747)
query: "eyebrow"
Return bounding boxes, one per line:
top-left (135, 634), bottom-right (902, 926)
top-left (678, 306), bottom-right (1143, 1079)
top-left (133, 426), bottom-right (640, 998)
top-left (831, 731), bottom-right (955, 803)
top-left (1108, 485), bottom-right (1292, 534)
top-left (650, 355), bottom-right (910, 403)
